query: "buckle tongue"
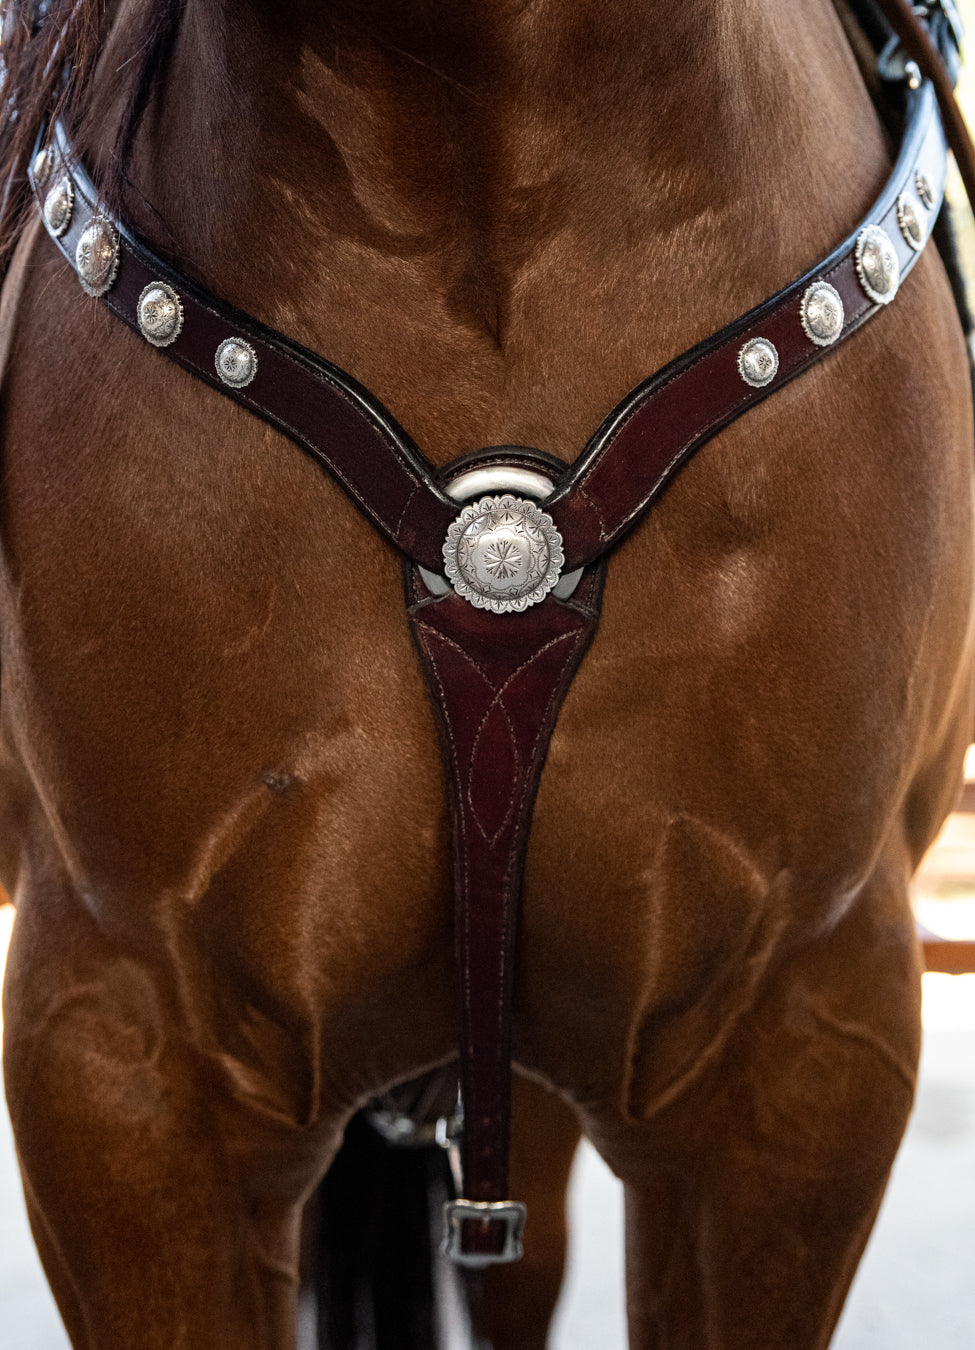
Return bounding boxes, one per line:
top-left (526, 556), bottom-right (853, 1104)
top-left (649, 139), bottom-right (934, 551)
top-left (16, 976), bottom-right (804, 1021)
top-left (441, 1199), bottom-right (528, 1267)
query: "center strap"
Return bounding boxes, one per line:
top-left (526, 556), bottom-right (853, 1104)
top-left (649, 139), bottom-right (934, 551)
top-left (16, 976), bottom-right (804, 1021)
top-left (405, 563), bottom-right (605, 1262)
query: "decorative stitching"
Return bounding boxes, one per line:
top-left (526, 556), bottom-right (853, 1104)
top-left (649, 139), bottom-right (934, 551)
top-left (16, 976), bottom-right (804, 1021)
top-left (463, 629), bottom-right (580, 845)
top-left (576, 483), bottom-right (610, 541)
top-left (413, 608), bottom-right (593, 1158)
top-left (465, 703), bottom-right (521, 846)
top-left (394, 481), bottom-right (422, 541)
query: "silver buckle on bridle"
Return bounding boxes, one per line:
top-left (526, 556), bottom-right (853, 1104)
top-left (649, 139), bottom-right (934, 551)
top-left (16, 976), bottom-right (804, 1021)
top-left (441, 1198), bottom-right (528, 1267)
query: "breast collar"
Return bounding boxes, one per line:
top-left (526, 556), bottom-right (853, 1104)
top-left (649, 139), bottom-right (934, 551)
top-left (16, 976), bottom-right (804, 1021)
top-left (29, 72), bottom-right (949, 1266)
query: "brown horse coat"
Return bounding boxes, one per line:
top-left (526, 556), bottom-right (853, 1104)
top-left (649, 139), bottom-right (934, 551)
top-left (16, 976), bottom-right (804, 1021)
top-left (1, 1), bottom-right (973, 1346)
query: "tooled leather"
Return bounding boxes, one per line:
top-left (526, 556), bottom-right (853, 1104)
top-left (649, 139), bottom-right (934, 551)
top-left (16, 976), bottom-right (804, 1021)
top-left (406, 567), bottom-right (605, 1239)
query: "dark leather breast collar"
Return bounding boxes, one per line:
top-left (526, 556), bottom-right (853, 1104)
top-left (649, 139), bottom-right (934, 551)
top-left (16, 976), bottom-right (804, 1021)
top-left (29, 68), bottom-right (949, 1265)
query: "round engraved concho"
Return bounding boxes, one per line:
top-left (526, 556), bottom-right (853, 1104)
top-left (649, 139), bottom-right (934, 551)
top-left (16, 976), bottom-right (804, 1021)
top-left (76, 216), bottom-right (119, 296)
top-left (800, 281), bottom-right (844, 347)
top-left (915, 170), bottom-right (935, 210)
top-left (215, 337), bottom-right (258, 388)
top-left (442, 494), bottom-right (564, 614)
top-left (896, 192), bottom-right (925, 252)
top-left (138, 282), bottom-right (184, 347)
top-left (44, 175), bottom-right (73, 237)
top-left (854, 224), bottom-right (899, 305)
top-left (737, 336), bottom-right (778, 388)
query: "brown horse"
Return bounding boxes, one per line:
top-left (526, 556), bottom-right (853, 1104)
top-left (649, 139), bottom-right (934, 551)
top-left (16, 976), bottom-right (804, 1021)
top-left (0, 1), bottom-right (973, 1347)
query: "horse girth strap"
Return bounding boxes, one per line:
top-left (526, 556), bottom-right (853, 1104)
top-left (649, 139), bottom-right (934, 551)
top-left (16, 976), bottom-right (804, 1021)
top-left (29, 33), bottom-right (954, 1264)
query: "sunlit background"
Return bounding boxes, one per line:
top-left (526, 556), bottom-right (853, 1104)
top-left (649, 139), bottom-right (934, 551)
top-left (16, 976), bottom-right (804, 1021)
top-left (4, 4), bottom-right (975, 1349)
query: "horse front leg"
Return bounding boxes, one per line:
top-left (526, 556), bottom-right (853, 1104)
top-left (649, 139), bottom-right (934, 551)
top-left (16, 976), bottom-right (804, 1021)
top-left (591, 865), bottom-right (921, 1350)
top-left (2, 878), bottom-right (334, 1350)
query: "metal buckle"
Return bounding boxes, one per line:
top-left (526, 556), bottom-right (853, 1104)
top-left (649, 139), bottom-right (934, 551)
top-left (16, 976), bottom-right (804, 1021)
top-left (914, 2), bottom-right (964, 56)
top-left (878, 2), bottom-right (964, 89)
top-left (441, 1199), bottom-right (528, 1267)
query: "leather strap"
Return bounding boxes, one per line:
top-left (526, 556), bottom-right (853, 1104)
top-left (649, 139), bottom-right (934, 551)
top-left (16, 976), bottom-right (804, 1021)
top-left (34, 77), bottom-right (945, 580)
top-left (873, 0), bottom-right (975, 204)
top-left (41, 124), bottom-right (457, 576)
top-left (406, 562), bottom-right (605, 1259)
top-left (544, 79), bottom-right (947, 567)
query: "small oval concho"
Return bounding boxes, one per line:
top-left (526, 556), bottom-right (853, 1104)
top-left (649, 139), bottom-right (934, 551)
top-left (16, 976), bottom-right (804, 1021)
top-left (855, 224), bottom-right (899, 305)
top-left (43, 175), bottom-right (73, 238)
top-left (76, 216), bottom-right (120, 297)
top-left (915, 170), bottom-right (935, 210)
top-left (443, 494), bottom-right (564, 614)
top-left (138, 283), bottom-right (184, 347)
top-left (896, 192), bottom-right (925, 252)
top-left (32, 147), bottom-right (54, 188)
top-left (800, 281), bottom-right (844, 347)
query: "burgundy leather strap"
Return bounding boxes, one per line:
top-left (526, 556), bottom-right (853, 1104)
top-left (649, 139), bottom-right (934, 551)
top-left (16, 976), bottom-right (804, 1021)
top-left (34, 79), bottom-right (945, 581)
top-left (41, 125), bottom-right (456, 576)
top-left (545, 79), bottom-right (947, 567)
top-left (406, 564), bottom-right (605, 1258)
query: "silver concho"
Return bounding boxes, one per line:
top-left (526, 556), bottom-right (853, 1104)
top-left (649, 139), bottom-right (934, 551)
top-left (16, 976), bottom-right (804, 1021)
top-left (138, 282), bottom-right (184, 347)
top-left (442, 494), bottom-right (564, 614)
top-left (854, 224), bottom-right (899, 305)
top-left (43, 175), bottom-right (73, 238)
top-left (896, 192), bottom-right (925, 252)
top-left (915, 170), bottom-right (935, 210)
top-left (800, 281), bottom-right (845, 347)
top-left (76, 216), bottom-right (119, 297)
top-left (737, 337), bottom-right (778, 388)
top-left (215, 337), bottom-right (258, 388)
top-left (32, 147), bottom-right (54, 188)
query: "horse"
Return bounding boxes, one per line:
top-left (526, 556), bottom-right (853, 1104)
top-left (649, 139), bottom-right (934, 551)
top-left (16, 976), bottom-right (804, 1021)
top-left (0, 0), bottom-right (973, 1346)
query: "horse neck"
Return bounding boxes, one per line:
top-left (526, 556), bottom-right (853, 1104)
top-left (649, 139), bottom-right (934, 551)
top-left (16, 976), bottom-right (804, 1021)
top-left (119, 0), bottom-right (876, 260)
top-left (101, 0), bottom-right (887, 456)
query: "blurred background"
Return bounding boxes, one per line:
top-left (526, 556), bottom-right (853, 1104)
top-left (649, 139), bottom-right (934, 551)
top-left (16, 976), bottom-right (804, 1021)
top-left (3, 3), bottom-right (975, 1347)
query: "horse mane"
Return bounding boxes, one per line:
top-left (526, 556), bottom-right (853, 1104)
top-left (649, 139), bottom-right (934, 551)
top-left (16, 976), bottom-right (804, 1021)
top-left (0, 0), bottom-right (184, 274)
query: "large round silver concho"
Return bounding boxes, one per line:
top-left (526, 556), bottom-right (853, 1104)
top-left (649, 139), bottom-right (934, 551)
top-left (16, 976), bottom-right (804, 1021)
top-left (443, 494), bottom-right (564, 614)
top-left (800, 281), bottom-right (844, 347)
top-left (138, 282), bottom-right (183, 347)
top-left (44, 175), bottom-right (73, 237)
top-left (855, 224), bottom-right (899, 305)
top-left (76, 216), bottom-right (119, 297)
